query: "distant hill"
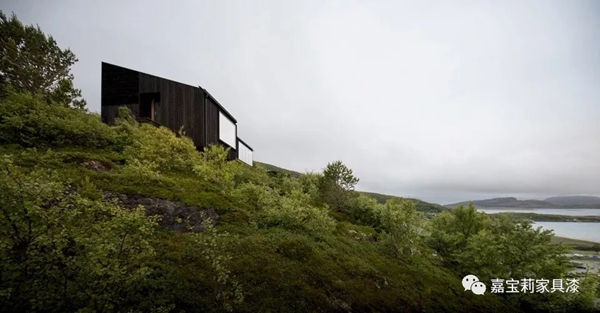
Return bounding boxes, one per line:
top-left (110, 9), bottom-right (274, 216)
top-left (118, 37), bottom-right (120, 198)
top-left (357, 191), bottom-right (449, 213)
top-left (446, 197), bottom-right (554, 208)
top-left (544, 196), bottom-right (600, 206)
top-left (446, 196), bottom-right (600, 209)
top-left (256, 162), bottom-right (447, 213)
top-left (254, 161), bottom-right (302, 178)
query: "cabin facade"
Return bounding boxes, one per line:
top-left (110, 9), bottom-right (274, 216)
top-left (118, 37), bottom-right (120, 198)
top-left (100, 62), bottom-right (253, 165)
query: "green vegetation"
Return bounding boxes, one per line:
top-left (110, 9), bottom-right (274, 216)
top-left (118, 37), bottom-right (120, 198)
top-left (0, 11), bottom-right (86, 109)
top-left (1, 11), bottom-right (599, 312)
top-left (552, 237), bottom-right (600, 256)
top-left (357, 191), bottom-right (449, 213)
top-left (257, 165), bottom-right (449, 214)
top-left (254, 161), bottom-right (302, 178)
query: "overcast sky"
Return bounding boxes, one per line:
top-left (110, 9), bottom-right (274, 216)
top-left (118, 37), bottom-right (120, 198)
top-left (5, 0), bottom-right (599, 204)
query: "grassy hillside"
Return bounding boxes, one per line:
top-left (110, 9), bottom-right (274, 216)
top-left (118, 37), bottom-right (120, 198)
top-left (253, 161), bottom-right (302, 178)
top-left (256, 162), bottom-right (448, 213)
top-left (545, 196), bottom-right (600, 206)
top-left (0, 91), bottom-right (598, 312)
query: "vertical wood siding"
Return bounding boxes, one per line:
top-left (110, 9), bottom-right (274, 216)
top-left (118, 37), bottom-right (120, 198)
top-left (205, 96), bottom-right (220, 148)
top-left (100, 62), bottom-right (247, 161)
top-left (139, 73), bottom-right (204, 149)
top-left (101, 63), bottom-right (139, 124)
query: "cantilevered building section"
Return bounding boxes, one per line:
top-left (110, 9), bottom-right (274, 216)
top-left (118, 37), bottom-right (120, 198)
top-left (100, 62), bottom-right (253, 164)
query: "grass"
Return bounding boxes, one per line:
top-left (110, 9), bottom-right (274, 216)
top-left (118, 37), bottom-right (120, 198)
top-left (1, 144), bottom-right (515, 312)
top-left (552, 236), bottom-right (600, 246)
top-left (490, 212), bottom-right (600, 223)
top-left (552, 236), bottom-right (600, 260)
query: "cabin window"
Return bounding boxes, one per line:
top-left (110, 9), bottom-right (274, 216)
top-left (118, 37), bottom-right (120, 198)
top-left (219, 111), bottom-right (236, 149)
top-left (238, 140), bottom-right (253, 166)
top-left (139, 92), bottom-right (160, 120)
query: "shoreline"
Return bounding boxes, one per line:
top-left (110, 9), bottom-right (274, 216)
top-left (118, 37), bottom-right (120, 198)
top-left (486, 212), bottom-right (600, 223)
top-left (552, 236), bottom-right (600, 246)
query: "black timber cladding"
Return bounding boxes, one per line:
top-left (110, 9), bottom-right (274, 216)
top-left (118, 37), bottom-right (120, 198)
top-left (101, 62), bottom-right (242, 159)
top-left (101, 63), bottom-right (139, 123)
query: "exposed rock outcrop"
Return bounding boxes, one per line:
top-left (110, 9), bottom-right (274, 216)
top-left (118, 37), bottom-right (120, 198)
top-left (103, 191), bottom-right (218, 233)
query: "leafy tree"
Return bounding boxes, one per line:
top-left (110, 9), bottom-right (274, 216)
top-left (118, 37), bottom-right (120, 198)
top-left (319, 160), bottom-right (359, 211)
top-left (0, 11), bottom-right (86, 109)
top-left (428, 204), bottom-right (570, 282)
top-left (322, 160), bottom-right (359, 191)
top-left (377, 199), bottom-right (429, 258)
top-left (427, 203), bottom-right (490, 266)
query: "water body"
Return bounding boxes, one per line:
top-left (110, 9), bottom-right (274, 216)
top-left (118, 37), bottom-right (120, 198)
top-left (532, 222), bottom-right (600, 243)
top-left (477, 208), bottom-right (600, 216)
top-left (476, 208), bottom-right (600, 242)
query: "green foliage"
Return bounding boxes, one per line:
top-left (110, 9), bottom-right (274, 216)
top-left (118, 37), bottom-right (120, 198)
top-left (230, 182), bottom-right (279, 212)
top-left (0, 90), bottom-right (126, 149)
top-left (276, 235), bottom-right (315, 262)
top-left (232, 161), bottom-right (271, 187)
top-left (115, 107), bottom-right (201, 176)
top-left (427, 203), bottom-right (490, 264)
top-left (319, 160), bottom-right (359, 211)
top-left (254, 195), bottom-right (335, 237)
top-left (0, 11), bottom-right (86, 109)
top-left (253, 161), bottom-right (302, 178)
top-left (347, 193), bottom-right (382, 227)
top-left (376, 199), bottom-right (430, 258)
top-left (0, 155), bottom-right (159, 312)
top-left (428, 204), bottom-right (570, 281)
top-left (189, 218), bottom-right (244, 312)
top-left (358, 191), bottom-right (449, 213)
top-left (297, 172), bottom-right (322, 205)
top-left (321, 160), bottom-right (359, 191)
top-left (193, 145), bottom-right (238, 193)
top-left (0, 84), bottom-right (593, 311)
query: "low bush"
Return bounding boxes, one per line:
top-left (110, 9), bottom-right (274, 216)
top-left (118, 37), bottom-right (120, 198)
top-left (254, 196), bottom-right (335, 237)
top-left (115, 107), bottom-right (201, 175)
top-left (0, 90), bottom-right (127, 150)
top-left (0, 155), bottom-right (159, 312)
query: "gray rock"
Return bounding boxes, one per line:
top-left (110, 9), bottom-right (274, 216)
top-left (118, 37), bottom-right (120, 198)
top-left (103, 191), bottom-right (218, 233)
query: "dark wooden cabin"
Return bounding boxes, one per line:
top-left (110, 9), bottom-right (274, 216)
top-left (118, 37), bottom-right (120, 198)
top-left (101, 62), bottom-right (253, 163)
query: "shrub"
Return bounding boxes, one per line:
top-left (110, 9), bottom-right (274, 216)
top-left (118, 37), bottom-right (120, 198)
top-left (348, 193), bottom-right (382, 228)
top-left (193, 144), bottom-right (238, 193)
top-left (298, 172), bottom-right (322, 206)
top-left (233, 162), bottom-right (271, 187)
top-left (254, 196), bottom-right (335, 237)
top-left (0, 90), bottom-right (126, 150)
top-left (376, 199), bottom-right (430, 258)
top-left (187, 219), bottom-right (244, 312)
top-left (230, 183), bottom-right (280, 212)
top-left (0, 155), bottom-right (159, 312)
top-left (115, 108), bottom-right (201, 175)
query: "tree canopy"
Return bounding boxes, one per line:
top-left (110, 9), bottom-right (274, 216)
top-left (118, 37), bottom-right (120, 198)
top-left (0, 10), bottom-right (86, 109)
